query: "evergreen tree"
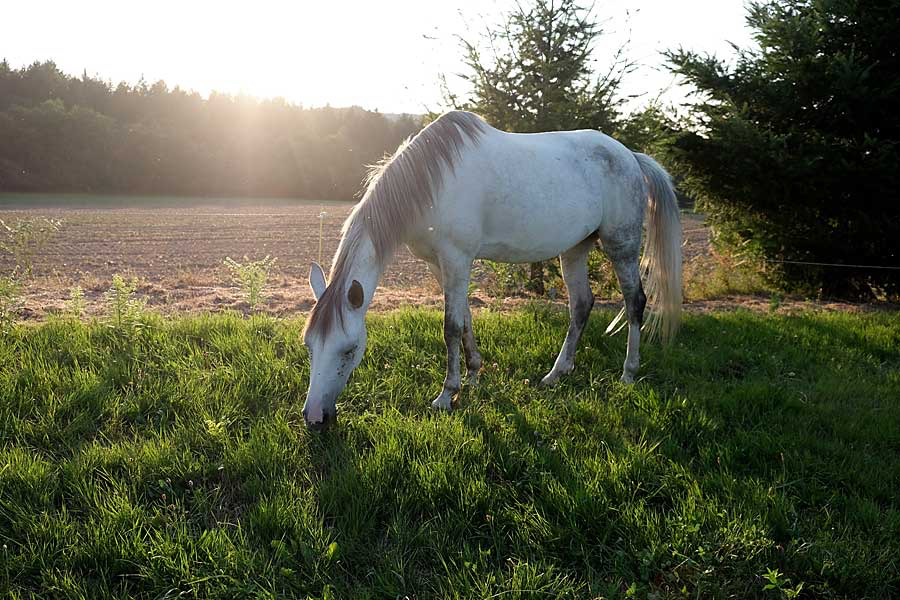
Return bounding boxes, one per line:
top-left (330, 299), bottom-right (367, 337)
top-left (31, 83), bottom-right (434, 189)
top-left (667, 0), bottom-right (900, 300)
top-left (445, 0), bottom-right (630, 293)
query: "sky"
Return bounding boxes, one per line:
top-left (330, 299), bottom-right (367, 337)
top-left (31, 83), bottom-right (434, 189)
top-left (4, 1), bottom-right (756, 114)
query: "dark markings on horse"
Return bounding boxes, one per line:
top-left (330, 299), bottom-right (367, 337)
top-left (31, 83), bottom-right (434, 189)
top-left (632, 284), bottom-right (647, 325)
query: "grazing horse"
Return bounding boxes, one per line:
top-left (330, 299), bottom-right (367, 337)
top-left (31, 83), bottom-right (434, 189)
top-left (302, 111), bottom-right (681, 430)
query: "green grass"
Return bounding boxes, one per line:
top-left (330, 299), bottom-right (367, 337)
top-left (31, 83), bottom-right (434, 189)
top-left (1, 307), bottom-right (898, 599)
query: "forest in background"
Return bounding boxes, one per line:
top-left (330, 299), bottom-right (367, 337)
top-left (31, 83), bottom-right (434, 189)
top-left (0, 60), bottom-right (421, 200)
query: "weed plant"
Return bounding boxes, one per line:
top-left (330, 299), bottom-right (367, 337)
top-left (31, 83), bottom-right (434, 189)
top-left (224, 255), bottom-right (277, 311)
top-left (0, 269), bottom-right (22, 333)
top-left (104, 274), bottom-right (146, 336)
top-left (66, 286), bottom-right (87, 319)
top-left (0, 216), bottom-right (62, 276)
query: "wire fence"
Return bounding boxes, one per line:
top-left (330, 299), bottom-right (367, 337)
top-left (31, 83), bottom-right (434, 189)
top-left (680, 229), bottom-right (899, 271)
top-left (761, 259), bottom-right (900, 271)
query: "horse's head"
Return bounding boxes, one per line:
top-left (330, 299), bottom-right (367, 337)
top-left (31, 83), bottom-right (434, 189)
top-left (302, 262), bottom-right (367, 430)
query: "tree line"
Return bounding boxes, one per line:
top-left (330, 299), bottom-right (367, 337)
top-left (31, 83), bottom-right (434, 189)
top-left (0, 60), bottom-right (421, 199)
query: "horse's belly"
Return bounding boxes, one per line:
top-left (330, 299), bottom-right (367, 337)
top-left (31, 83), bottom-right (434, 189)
top-left (477, 229), bottom-right (597, 262)
top-left (476, 194), bottom-right (601, 262)
top-left (477, 241), bottom-right (562, 263)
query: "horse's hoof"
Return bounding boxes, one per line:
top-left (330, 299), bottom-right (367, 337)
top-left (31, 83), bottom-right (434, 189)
top-left (619, 374), bottom-right (635, 384)
top-left (431, 394), bottom-right (453, 411)
top-left (539, 373), bottom-right (559, 388)
top-left (466, 370), bottom-right (480, 386)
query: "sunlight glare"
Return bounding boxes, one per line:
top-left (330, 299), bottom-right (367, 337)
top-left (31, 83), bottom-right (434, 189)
top-left (4, 0), bottom-right (753, 113)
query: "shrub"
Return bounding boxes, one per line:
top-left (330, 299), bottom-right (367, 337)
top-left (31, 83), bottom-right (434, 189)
top-left (479, 251), bottom-right (621, 301)
top-left (104, 275), bottom-right (145, 334)
top-left (0, 269), bottom-right (23, 334)
top-left (478, 260), bottom-right (531, 297)
top-left (666, 0), bottom-right (900, 300)
top-left (66, 286), bottom-right (86, 319)
top-left (223, 255), bottom-right (277, 311)
top-left (0, 217), bottom-right (62, 276)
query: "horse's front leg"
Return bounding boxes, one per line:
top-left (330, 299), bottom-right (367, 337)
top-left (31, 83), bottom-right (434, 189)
top-left (432, 257), bottom-right (473, 411)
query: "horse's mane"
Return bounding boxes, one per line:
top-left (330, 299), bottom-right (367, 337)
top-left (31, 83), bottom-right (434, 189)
top-left (305, 110), bottom-right (486, 336)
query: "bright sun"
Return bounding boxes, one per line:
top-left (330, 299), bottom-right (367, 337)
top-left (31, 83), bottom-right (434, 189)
top-left (3, 0), bottom-right (753, 113)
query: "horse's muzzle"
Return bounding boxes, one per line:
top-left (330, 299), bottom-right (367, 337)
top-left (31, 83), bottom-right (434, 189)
top-left (303, 407), bottom-right (337, 431)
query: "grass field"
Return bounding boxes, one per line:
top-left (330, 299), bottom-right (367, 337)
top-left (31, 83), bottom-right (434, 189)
top-left (1, 307), bottom-right (898, 599)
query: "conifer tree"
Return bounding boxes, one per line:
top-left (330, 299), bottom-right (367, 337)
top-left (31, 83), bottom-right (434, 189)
top-left (667, 0), bottom-right (900, 299)
top-left (446, 0), bottom-right (630, 293)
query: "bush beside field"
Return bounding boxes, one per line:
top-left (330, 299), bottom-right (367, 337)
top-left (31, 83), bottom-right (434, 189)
top-left (1, 308), bottom-right (898, 598)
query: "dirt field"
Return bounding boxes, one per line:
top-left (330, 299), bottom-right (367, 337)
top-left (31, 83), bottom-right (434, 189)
top-left (1, 196), bottom-right (435, 317)
top-left (0, 195), bottom-right (872, 319)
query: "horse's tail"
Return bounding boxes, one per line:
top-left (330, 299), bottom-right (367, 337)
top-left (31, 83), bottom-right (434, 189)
top-left (633, 152), bottom-right (682, 344)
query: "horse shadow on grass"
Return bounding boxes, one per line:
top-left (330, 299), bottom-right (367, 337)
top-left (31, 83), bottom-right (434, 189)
top-left (446, 310), bottom-right (899, 595)
top-left (279, 309), bottom-right (898, 597)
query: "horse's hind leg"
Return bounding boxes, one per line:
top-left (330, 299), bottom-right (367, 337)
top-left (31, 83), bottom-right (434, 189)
top-left (603, 242), bottom-right (646, 383)
top-left (541, 237), bottom-right (595, 387)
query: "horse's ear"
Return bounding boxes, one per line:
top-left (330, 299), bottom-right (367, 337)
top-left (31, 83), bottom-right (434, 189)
top-left (309, 262), bottom-right (326, 301)
top-left (348, 279), bottom-right (364, 309)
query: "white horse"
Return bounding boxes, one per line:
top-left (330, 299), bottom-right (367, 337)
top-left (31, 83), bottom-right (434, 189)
top-left (302, 111), bottom-right (681, 430)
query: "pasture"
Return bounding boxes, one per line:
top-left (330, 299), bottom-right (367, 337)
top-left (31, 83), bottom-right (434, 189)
top-left (1, 308), bottom-right (898, 598)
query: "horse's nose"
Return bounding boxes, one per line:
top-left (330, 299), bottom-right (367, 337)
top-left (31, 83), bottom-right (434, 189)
top-left (303, 408), bottom-right (337, 431)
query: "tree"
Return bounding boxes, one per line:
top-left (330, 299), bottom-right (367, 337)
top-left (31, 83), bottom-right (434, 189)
top-left (666, 0), bottom-right (900, 300)
top-left (0, 60), bottom-right (422, 199)
top-left (444, 0), bottom-right (631, 294)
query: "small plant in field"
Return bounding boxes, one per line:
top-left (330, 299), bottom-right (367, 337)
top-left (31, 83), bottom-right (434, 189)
top-left (0, 217), bottom-right (63, 276)
top-left (204, 418), bottom-right (228, 442)
top-left (762, 568), bottom-right (804, 598)
top-left (769, 291), bottom-right (784, 312)
top-left (224, 255), bottom-right (277, 311)
top-left (0, 269), bottom-right (23, 334)
top-left (104, 275), bottom-right (145, 333)
top-left (66, 286), bottom-right (87, 319)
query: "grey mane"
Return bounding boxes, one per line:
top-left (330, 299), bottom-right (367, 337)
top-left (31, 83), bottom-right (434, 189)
top-left (305, 110), bottom-right (486, 336)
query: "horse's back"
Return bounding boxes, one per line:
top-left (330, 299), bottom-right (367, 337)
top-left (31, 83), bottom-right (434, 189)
top-left (418, 126), bottom-right (644, 263)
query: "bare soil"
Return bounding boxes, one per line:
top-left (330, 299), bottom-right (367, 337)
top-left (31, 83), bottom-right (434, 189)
top-left (1, 198), bottom-right (889, 320)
